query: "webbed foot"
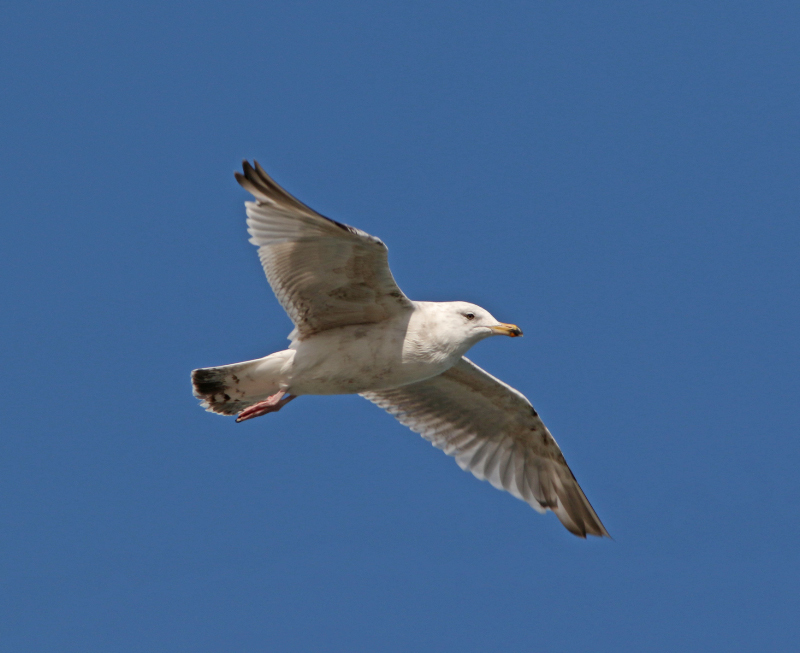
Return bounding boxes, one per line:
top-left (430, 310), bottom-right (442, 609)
top-left (235, 391), bottom-right (296, 423)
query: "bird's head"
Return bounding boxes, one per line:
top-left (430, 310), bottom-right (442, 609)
top-left (442, 301), bottom-right (523, 345)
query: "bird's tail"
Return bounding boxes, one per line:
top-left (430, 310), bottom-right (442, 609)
top-left (191, 350), bottom-right (295, 416)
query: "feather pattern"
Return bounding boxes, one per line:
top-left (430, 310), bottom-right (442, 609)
top-left (362, 357), bottom-right (609, 537)
top-left (235, 161), bottom-right (412, 339)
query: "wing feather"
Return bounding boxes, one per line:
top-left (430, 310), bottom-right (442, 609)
top-left (362, 357), bottom-right (609, 538)
top-left (235, 161), bottom-right (412, 339)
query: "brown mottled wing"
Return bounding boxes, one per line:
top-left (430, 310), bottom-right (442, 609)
top-left (235, 161), bottom-right (412, 339)
top-left (362, 357), bottom-right (609, 538)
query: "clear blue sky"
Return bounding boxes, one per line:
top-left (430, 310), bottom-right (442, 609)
top-left (2, 1), bottom-right (798, 650)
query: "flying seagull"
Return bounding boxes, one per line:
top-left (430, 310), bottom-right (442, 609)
top-left (192, 161), bottom-right (609, 538)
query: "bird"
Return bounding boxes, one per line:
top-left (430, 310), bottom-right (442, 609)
top-left (191, 160), bottom-right (609, 538)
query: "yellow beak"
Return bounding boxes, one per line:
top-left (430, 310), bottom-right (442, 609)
top-left (491, 323), bottom-right (523, 337)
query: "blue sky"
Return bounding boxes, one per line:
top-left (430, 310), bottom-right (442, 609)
top-left (2, 1), bottom-right (798, 650)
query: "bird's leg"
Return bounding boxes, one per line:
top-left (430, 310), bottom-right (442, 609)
top-left (235, 390), bottom-right (296, 423)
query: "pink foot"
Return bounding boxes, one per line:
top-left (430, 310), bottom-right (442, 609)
top-left (235, 391), bottom-right (296, 423)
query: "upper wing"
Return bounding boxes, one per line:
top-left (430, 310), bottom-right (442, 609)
top-left (236, 161), bottom-right (413, 340)
top-left (362, 357), bottom-right (609, 538)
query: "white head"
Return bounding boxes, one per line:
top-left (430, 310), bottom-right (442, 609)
top-left (419, 301), bottom-right (523, 352)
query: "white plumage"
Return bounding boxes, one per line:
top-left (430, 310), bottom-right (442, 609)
top-left (192, 160), bottom-right (608, 538)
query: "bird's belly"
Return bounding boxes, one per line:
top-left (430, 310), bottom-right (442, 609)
top-left (286, 324), bottom-right (450, 396)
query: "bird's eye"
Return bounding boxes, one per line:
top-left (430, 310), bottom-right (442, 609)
top-left (464, 312), bottom-right (475, 321)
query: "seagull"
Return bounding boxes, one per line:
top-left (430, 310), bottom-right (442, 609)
top-left (192, 161), bottom-right (609, 538)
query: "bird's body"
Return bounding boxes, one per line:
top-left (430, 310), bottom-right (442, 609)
top-left (288, 302), bottom-right (477, 395)
top-left (192, 161), bottom-right (609, 538)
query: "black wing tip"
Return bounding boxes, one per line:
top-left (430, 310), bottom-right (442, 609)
top-left (234, 162), bottom-right (260, 197)
top-left (583, 505), bottom-right (611, 538)
top-left (234, 159), bottom-right (316, 216)
top-left (570, 508), bottom-right (610, 538)
top-left (236, 159), bottom-right (266, 191)
top-left (235, 159), bottom-right (381, 242)
top-left (239, 158), bottom-right (258, 174)
top-left (562, 519), bottom-right (610, 539)
top-left (581, 525), bottom-right (612, 539)
top-left (551, 484), bottom-right (610, 539)
top-left (237, 159), bottom-right (282, 189)
top-left (570, 510), bottom-right (610, 539)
